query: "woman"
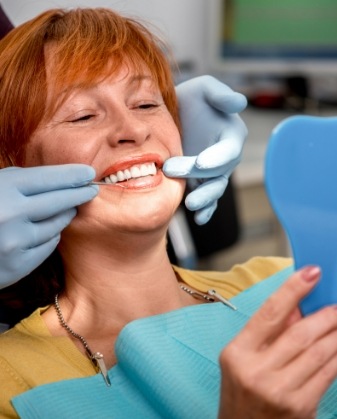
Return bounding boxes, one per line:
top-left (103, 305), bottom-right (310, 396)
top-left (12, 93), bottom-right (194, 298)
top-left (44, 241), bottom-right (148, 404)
top-left (0, 8), bottom-right (336, 419)
top-left (0, 5), bottom-right (248, 291)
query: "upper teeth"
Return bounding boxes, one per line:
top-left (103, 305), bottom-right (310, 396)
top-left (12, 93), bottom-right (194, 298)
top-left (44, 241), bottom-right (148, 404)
top-left (103, 162), bottom-right (157, 184)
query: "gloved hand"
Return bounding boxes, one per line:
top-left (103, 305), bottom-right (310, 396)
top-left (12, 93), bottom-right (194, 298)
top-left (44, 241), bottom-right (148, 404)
top-left (164, 75), bottom-right (248, 225)
top-left (0, 164), bottom-right (98, 289)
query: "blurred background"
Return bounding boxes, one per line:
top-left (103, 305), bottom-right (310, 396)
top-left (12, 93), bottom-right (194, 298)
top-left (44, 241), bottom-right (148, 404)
top-left (2, 0), bottom-right (337, 270)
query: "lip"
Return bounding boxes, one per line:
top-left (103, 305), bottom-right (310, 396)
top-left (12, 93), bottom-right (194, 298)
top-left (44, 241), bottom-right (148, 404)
top-left (99, 153), bottom-right (164, 180)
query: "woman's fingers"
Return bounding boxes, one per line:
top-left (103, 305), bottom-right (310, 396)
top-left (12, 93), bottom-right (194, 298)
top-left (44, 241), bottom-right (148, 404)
top-left (294, 350), bottom-right (337, 412)
top-left (281, 325), bottom-right (337, 392)
top-left (267, 305), bottom-right (337, 370)
top-left (238, 266), bottom-right (321, 351)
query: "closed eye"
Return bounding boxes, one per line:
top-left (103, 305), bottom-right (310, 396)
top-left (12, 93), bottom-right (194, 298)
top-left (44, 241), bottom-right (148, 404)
top-left (71, 114), bottom-right (95, 122)
top-left (138, 103), bottom-right (159, 109)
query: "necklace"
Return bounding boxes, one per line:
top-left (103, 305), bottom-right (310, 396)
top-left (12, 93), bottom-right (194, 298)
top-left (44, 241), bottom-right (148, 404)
top-left (53, 285), bottom-right (236, 387)
top-left (180, 285), bottom-right (237, 311)
top-left (54, 294), bottom-right (111, 387)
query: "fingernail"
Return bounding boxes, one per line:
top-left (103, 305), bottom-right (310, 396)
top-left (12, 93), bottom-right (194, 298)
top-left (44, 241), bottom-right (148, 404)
top-left (301, 265), bottom-right (321, 282)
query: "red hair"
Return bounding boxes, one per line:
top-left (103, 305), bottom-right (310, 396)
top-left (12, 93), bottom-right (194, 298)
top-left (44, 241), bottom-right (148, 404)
top-left (0, 7), bottom-right (179, 167)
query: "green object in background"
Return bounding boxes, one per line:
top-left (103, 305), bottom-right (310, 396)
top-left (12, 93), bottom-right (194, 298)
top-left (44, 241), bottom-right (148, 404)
top-left (225, 0), bottom-right (337, 46)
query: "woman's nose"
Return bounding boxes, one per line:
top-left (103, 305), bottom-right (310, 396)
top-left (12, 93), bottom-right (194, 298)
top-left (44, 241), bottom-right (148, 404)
top-left (106, 107), bottom-right (150, 147)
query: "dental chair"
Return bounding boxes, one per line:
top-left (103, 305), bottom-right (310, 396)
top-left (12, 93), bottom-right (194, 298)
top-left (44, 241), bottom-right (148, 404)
top-left (167, 178), bottom-right (241, 269)
top-left (265, 115), bottom-right (337, 316)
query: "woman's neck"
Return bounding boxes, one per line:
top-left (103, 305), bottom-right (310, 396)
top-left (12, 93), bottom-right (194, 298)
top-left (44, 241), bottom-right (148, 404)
top-left (42, 229), bottom-right (198, 368)
top-left (55, 229), bottom-right (193, 329)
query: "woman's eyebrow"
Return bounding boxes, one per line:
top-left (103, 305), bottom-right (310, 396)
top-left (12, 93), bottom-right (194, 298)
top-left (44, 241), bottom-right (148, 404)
top-left (130, 75), bottom-right (152, 82)
top-left (127, 74), bottom-right (154, 88)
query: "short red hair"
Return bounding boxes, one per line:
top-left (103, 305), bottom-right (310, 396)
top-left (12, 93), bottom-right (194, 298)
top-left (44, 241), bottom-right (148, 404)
top-left (0, 8), bottom-right (179, 167)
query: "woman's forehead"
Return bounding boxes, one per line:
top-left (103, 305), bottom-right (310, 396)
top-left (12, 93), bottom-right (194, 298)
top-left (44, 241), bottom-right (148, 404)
top-left (42, 48), bottom-right (159, 117)
top-left (44, 43), bottom-right (156, 89)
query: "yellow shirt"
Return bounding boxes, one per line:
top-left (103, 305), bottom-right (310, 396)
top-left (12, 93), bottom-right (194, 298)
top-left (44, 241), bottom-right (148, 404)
top-left (0, 256), bottom-right (292, 418)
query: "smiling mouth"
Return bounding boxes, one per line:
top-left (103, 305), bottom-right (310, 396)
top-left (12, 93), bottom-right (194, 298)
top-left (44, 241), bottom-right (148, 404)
top-left (100, 162), bottom-right (157, 184)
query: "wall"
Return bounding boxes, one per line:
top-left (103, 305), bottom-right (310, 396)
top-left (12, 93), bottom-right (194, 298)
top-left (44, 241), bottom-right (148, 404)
top-left (1, 0), bottom-right (208, 76)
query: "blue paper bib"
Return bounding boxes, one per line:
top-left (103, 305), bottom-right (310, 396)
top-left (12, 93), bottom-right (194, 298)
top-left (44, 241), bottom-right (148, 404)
top-left (11, 266), bottom-right (337, 418)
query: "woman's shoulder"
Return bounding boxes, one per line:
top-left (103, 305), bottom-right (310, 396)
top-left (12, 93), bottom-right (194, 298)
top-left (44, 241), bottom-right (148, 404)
top-left (230, 256), bottom-right (293, 277)
top-left (0, 305), bottom-right (49, 340)
top-left (0, 308), bottom-right (52, 417)
top-left (173, 256), bottom-right (293, 299)
top-left (0, 306), bottom-right (94, 418)
top-left (0, 307), bottom-right (53, 367)
top-left (0, 306), bottom-right (93, 383)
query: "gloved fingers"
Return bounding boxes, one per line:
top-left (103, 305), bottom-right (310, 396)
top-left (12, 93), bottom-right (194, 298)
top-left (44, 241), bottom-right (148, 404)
top-left (185, 176), bottom-right (228, 211)
top-left (27, 185), bottom-right (98, 222)
top-left (163, 156), bottom-right (197, 177)
top-left (25, 235), bottom-right (60, 268)
top-left (195, 140), bottom-right (243, 172)
top-left (164, 156), bottom-right (227, 178)
top-left (193, 202), bottom-right (218, 226)
top-left (202, 76), bottom-right (247, 114)
top-left (29, 209), bottom-right (77, 247)
top-left (4, 236), bottom-right (61, 286)
top-left (1, 166), bottom-right (20, 172)
top-left (0, 211), bottom-right (74, 287)
top-left (5, 164), bottom-right (96, 196)
top-left (164, 155), bottom-right (239, 179)
top-left (194, 113), bottom-right (248, 170)
top-left (0, 207), bottom-right (74, 254)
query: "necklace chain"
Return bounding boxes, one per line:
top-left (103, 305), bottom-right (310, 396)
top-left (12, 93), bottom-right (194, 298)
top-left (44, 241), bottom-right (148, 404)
top-left (180, 285), bottom-right (237, 311)
top-left (54, 294), bottom-right (111, 387)
top-left (53, 285), bottom-right (236, 387)
top-left (54, 294), bottom-right (93, 357)
top-left (179, 285), bottom-right (215, 302)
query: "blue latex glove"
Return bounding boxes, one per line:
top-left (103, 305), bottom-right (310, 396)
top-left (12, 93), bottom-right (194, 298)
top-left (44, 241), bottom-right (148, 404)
top-left (0, 164), bottom-right (98, 288)
top-left (164, 75), bottom-right (248, 225)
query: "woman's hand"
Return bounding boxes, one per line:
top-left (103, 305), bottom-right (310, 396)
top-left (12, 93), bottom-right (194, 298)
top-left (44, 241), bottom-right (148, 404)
top-left (163, 76), bottom-right (247, 225)
top-left (0, 165), bottom-right (98, 288)
top-left (218, 266), bottom-right (337, 418)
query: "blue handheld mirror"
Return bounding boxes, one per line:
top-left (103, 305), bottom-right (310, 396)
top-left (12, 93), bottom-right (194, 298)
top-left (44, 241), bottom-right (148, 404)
top-left (265, 115), bottom-right (337, 316)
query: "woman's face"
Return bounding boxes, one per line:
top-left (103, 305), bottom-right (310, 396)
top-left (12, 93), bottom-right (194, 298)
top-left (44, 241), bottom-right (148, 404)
top-left (24, 58), bottom-right (185, 236)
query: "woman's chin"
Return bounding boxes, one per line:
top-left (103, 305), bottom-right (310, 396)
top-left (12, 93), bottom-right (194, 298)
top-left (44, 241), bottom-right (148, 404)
top-left (71, 180), bottom-right (185, 236)
top-left (71, 199), bottom-right (179, 236)
top-left (113, 203), bottom-right (177, 233)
